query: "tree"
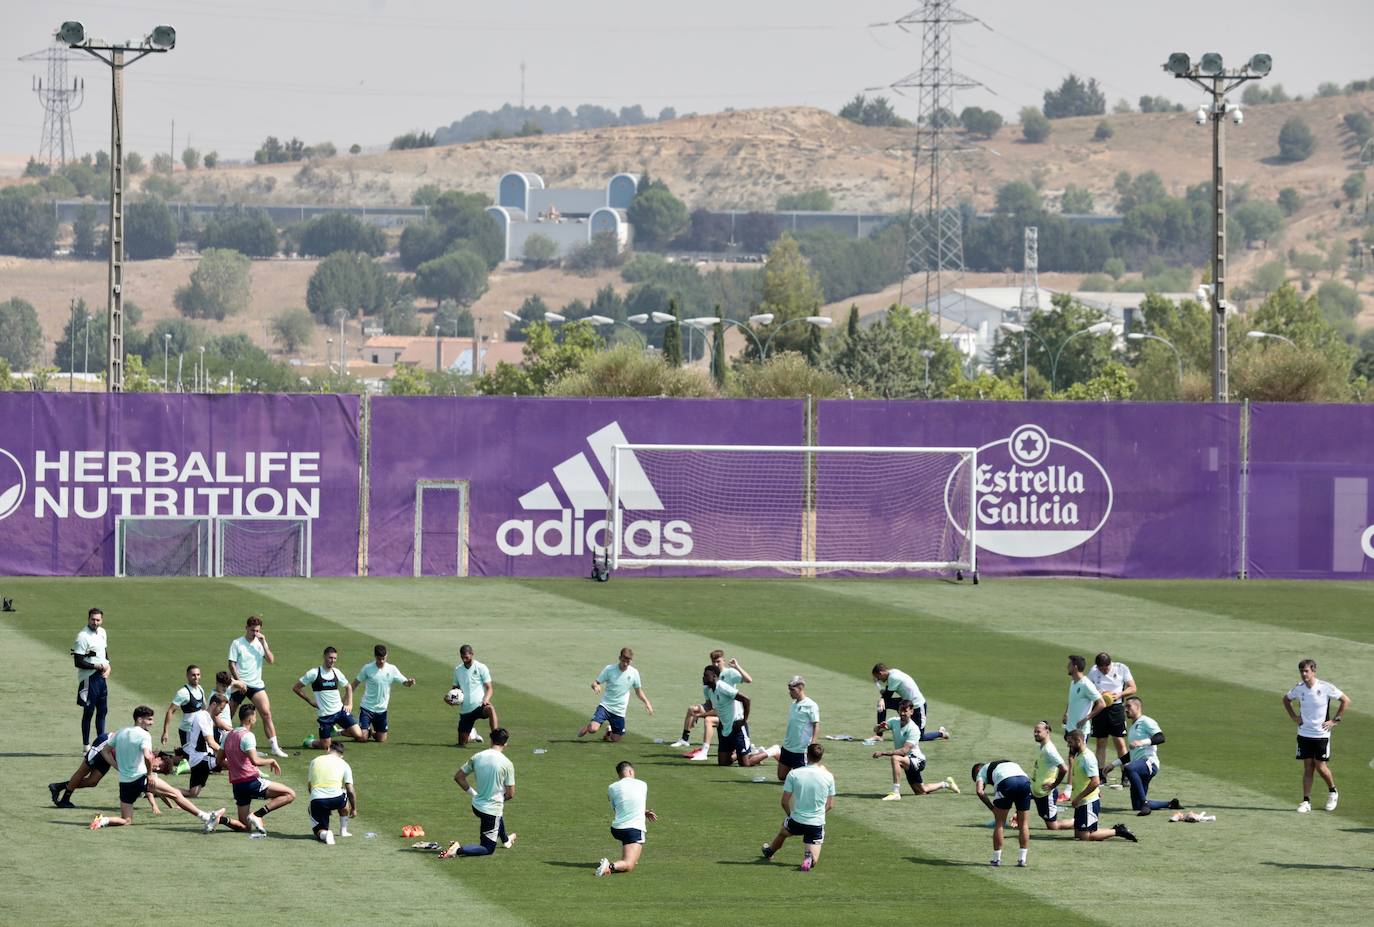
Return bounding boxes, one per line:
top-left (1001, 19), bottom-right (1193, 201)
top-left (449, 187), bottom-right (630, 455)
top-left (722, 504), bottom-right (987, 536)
top-left (565, 232), bottom-right (625, 275)
top-left (776, 188), bottom-right (834, 211)
top-left (411, 184), bottom-right (443, 207)
top-left (505, 294), bottom-right (550, 342)
top-left (1020, 107), bottom-right (1051, 143)
top-left (1343, 172), bottom-right (1366, 202)
top-left (200, 207), bottom-right (278, 257)
top-left (151, 152), bottom-right (174, 175)
top-left (990, 294), bottom-right (1114, 391)
top-left (203, 151), bottom-right (218, 169)
top-left (1093, 120), bottom-right (1114, 141)
top-left (0, 298), bottom-right (43, 369)
top-left (1252, 259), bottom-right (1288, 295)
top-left (398, 220), bottom-right (450, 271)
top-left (838, 94), bottom-right (910, 128)
top-left (521, 233), bottom-right (558, 267)
top-left (348, 144), bottom-right (361, 155)
top-left (181, 148), bottom-right (200, 171)
top-left (959, 107), bottom-right (1003, 138)
top-left (1042, 75), bottom-right (1106, 119)
top-left (662, 300), bottom-right (682, 367)
top-left (0, 187), bottom-right (58, 257)
top-left (298, 213), bottom-right (385, 258)
top-left (1104, 256), bottom-right (1126, 280)
top-left (1061, 184), bottom-right (1094, 214)
top-left (73, 205), bottom-right (101, 259)
top-left (390, 130), bottom-right (436, 150)
top-left (1344, 112), bottom-right (1373, 143)
top-left (711, 305), bottom-right (726, 388)
top-left (414, 250), bottom-right (488, 306)
top-left (382, 301), bottom-right (421, 336)
top-left (174, 249), bottom-right (252, 320)
top-left (427, 301), bottom-right (474, 337)
top-left (59, 161), bottom-right (102, 197)
top-left (1057, 362), bottom-right (1136, 401)
top-left (306, 251), bottom-right (397, 319)
top-left (1231, 200), bottom-right (1285, 245)
top-left (1317, 280), bottom-right (1361, 324)
top-left (728, 352), bottom-right (849, 398)
top-left (271, 309), bottom-right (315, 353)
top-left (551, 343), bottom-right (715, 397)
top-left (23, 157), bottom-right (50, 177)
top-left (996, 181), bottom-right (1042, 218)
top-left (626, 185), bottom-right (689, 248)
top-left (1277, 187), bottom-right (1302, 216)
top-left (124, 152), bottom-right (144, 174)
top-left (750, 234), bottom-right (824, 359)
top-left (476, 320), bottom-right (602, 396)
top-left (1277, 118), bottom-right (1316, 162)
top-left (124, 199), bottom-right (177, 260)
top-left (826, 304), bottom-right (961, 398)
top-left (943, 372), bottom-right (1022, 400)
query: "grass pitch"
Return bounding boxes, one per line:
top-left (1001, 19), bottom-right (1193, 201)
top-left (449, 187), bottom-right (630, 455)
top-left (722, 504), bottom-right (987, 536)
top-left (2, 577), bottom-right (1371, 926)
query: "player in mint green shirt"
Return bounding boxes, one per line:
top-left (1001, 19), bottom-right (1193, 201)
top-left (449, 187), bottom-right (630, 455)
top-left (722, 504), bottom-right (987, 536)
top-left (1029, 721), bottom-right (1072, 831)
top-left (762, 743), bottom-right (835, 871)
top-left (1065, 729), bottom-right (1136, 843)
top-left (1100, 695), bottom-right (1182, 815)
top-left (778, 676), bottom-right (820, 779)
top-left (352, 644), bottom-right (415, 743)
top-left (442, 728), bottom-right (517, 858)
top-left (672, 649), bottom-right (753, 759)
top-left (578, 648), bottom-right (653, 743)
top-left (872, 700), bottom-right (959, 800)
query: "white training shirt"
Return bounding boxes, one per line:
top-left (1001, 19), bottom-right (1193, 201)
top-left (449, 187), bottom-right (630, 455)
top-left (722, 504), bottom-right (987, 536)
top-left (184, 710), bottom-right (216, 768)
top-left (228, 636), bottom-right (267, 688)
top-left (72, 625), bottom-right (108, 682)
top-left (1087, 662), bottom-right (1133, 697)
top-left (977, 760), bottom-right (1028, 790)
top-left (608, 777), bottom-right (649, 831)
top-left (1286, 679), bottom-right (1345, 739)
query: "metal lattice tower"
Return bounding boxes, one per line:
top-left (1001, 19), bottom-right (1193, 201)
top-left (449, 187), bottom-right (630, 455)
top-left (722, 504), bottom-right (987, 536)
top-left (18, 40), bottom-right (85, 168)
top-left (885, 2), bottom-right (982, 324)
top-left (1019, 226), bottom-right (1039, 316)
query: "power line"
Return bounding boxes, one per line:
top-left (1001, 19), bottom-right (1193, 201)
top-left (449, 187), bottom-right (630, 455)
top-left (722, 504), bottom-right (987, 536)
top-left (17, 41), bottom-right (85, 166)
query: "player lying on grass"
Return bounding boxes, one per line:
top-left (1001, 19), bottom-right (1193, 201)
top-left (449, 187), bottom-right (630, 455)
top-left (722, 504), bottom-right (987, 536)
top-left (671, 649), bottom-right (752, 760)
top-left (971, 758), bottom-right (1033, 867)
top-left (307, 742), bottom-right (357, 845)
top-left (1065, 730), bottom-right (1137, 844)
top-left (871, 663), bottom-right (948, 742)
top-left (872, 700), bottom-right (959, 801)
top-left (294, 646), bottom-right (369, 750)
top-left (89, 706), bottom-right (225, 833)
top-left (761, 743), bottom-right (835, 872)
top-left (217, 701), bottom-right (297, 835)
top-left (1100, 696), bottom-right (1182, 816)
top-left (703, 664), bottom-right (778, 768)
top-left (1029, 721), bottom-right (1073, 831)
top-left (442, 727), bottom-right (517, 858)
top-left (596, 761), bottom-right (657, 876)
top-left (579, 648), bottom-right (653, 743)
top-left (49, 732), bottom-right (157, 811)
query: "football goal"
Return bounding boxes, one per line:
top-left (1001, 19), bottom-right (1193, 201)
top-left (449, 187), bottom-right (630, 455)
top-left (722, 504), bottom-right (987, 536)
top-left (602, 443), bottom-right (978, 578)
top-left (115, 516), bottom-right (213, 577)
top-left (215, 516), bottom-right (312, 577)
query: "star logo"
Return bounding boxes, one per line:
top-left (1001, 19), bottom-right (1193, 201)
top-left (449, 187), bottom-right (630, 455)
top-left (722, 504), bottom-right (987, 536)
top-left (1007, 424), bottom-right (1050, 468)
top-left (0, 447), bottom-right (26, 521)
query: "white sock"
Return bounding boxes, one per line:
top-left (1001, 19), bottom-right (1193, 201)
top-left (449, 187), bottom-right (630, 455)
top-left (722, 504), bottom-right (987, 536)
top-left (270, 736), bottom-right (280, 749)
top-left (891, 784), bottom-right (901, 794)
top-left (1018, 848), bottom-right (1028, 864)
top-left (992, 849), bottom-right (1002, 863)
top-left (339, 815), bottom-right (350, 831)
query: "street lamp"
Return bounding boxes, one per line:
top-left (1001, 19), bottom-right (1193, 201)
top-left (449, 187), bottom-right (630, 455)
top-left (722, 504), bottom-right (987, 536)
top-left (59, 20), bottom-right (175, 391)
top-left (162, 332), bottom-right (171, 390)
top-left (920, 348), bottom-right (936, 396)
top-left (1051, 321), bottom-right (1114, 392)
top-left (543, 312), bottom-right (566, 324)
top-left (999, 321), bottom-right (1051, 400)
top-left (1127, 332), bottom-right (1184, 382)
top-left (1247, 330), bottom-right (1296, 348)
top-left (586, 315), bottom-right (646, 348)
top-left (763, 316), bottom-right (833, 358)
top-left (1163, 49), bottom-right (1272, 401)
top-left (684, 315), bottom-right (769, 360)
top-left (325, 337), bottom-right (334, 374)
top-left (626, 312), bottom-right (680, 353)
top-left (197, 345), bottom-right (206, 392)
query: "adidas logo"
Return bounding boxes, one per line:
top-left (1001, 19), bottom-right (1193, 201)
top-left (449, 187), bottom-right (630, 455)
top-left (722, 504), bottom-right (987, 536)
top-left (496, 422), bottom-right (693, 558)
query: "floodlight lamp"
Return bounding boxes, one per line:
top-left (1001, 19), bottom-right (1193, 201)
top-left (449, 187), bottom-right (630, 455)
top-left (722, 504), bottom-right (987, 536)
top-left (627, 314), bottom-right (649, 324)
top-left (1199, 53), bottom-right (1224, 75)
top-left (1127, 333), bottom-right (1146, 341)
top-left (999, 322), bottom-right (1025, 333)
top-left (684, 316), bottom-right (719, 328)
top-left (804, 316), bottom-right (834, 327)
top-left (650, 311), bottom-right (676, 323)
top-left (1195, 106), bottom-right (1209, 126)
top-left (748, 313), bottom-right (775, 325)
top-left (1195, 284), bottom-right (1211, 303)
top-left (1248, 53), bottom-right (1272, 76)
top-left (586, 315), bottom-right (615, 326)
top-left (543, 312), bottom-right (566, 323)
top-left (1165, 52), bottom-right (1191, 76)
top-left (1087, 321), bottom-right (1114, 335)
top-left (148, 25), bottom-right (176, 49)
top-left (920, 349), bottom-right (936, 359)
top-left (57, 21), bottom-right (86, 45)
top-left (1232, 107), bottom-right (1243, 126)
top-left (501, 310), bottom-right (521, 323)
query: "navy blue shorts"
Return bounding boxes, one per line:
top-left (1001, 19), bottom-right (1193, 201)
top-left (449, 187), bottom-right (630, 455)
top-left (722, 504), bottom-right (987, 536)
top-left (779, 748), bottom-right (808, 769)
top-left (590, 704), bottom-right (626, 736)
top-left (230, 685), bottom-right (265, 705)
top-left (118, 776), bottom-right (147, 805)
top-left (77, 673), bottom-right (108, 708)
top-left (783, 816), bottom-right (825, 845)
top-left (472, 805), bottom-right (506, 849)
top-left (459, 705), bottom-right (489, 735)
top-left (85, 746), bottom-right (111, 775)
top-left (1074, 798), bottom-right (1101, 833)
top-left (232, 777), bottom-right (270, 807)
top-left (1034, 793), bottom-right (1059, 821)
top-left (992, 775), bottom-right (1033, 812)
top-left (317, 710), bottom-right (358, 741)
top-left (310, 794), bottom-right (348, 830)
top-left (358, 708), bottom-right (388, 734)
top-left (717, 723), bottom-right (751, 764)
top-left (903, 756), bottom-right (927, 787)
top-left (611, 826), bottom-right (644, 845)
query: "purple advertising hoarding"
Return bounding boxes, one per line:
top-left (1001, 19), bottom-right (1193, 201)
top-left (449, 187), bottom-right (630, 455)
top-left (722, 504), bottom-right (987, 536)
top-left (0, 393), bottom-right (360, 576)
top-left (817, 400), bottom-right (1241, 578)
top-left (366, 397), bottom-right (805, 577)
top-left (1246, 403), bottom-right (1374, 579)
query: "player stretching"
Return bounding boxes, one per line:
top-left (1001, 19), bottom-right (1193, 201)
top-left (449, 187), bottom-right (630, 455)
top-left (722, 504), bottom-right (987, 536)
top-left (579, 648), bottom-right (653, 743)
top-left (1101, 696), bottom-right (1182, 816)
top-left (673, 650), bottom-right (752, 760)
top-left (452, 645), bottom-right (497, 747)
top-left (1282, 658), bottom-right (1349, 813)
top-left (353, 644), bottom-right (415, 743)
top-left (228, 615), bottom-right (288, 757)
top-left (596, 761), bottom-right (658, 876)
top-left (88, 706), bottom-right (223, 833)
top-left (72, 607), bottom-right (110, 748)
top-left (1063, 655), bottom-right (1106, 744)
top-left (872, 664), bottom-right (947, 742)
top-left (761, 744), bottom-right (835, 872)
top-left (49, 732), bottom-right (155, 811)
top-left (1029, 721), bottom-right (1072, 831)
top-left (294, 646), bottom-right (368, 750)
top-left (778, 676), bottom-right (820, 781)
top-left (1065, 730), bottom-right (1137, 844)
top-left (442, 727), bottom-right (517, 858)
top-left (160, 664), bottom-right (207, 756)
top-left (218, 702), bottom-right (297, 834)
top-left (703, 665), bottom-right (778, 767)
top-left (971, 758), bottom-right (1033, 867)
top-left (874, 700), bottom-right (959, 800)
top-left (307, 742), bottom-right (357, 845)
top-left (1087, 652), bottom-right (1136, 788)
top-left (210, 672), bottom-right (246, 733)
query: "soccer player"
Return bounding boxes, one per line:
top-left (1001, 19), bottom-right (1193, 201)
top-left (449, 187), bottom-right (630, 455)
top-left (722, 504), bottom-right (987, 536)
top-left (307, 742), bottom-right (357, 845)
top-left (873, 700), bottom-right (959, 800)
top-left (1029, 721), bottom-right (1072, 831)
top-left (971, 758), bottom-right (1034, 867)
top-left (160, 664), bottom-right (208, 754)
top-left (353, 644), bottom-right (415, 743)
top-left (294, 646), bottom-right (368, 750)
top-left (1101, 696), bottom-right (1182, 816)
top-left (88, 706), bottom-right (223, 833)
top-left (778, 676), bottom-right (820, 781)
top-left (761, 743), bottom-right (835, 872)
top-left (452, 644), bottom-right (497, 747)
top-left (72, 607), bottom-right (109, 747)
top-left (579, 648), bottom-right (653, 743)
top-left (217, 702), bottom-right (297, 834)
top-left (703, 664), bottom-right (777, 767)
top-left (1281, 658), bottom-right (1350, 813)
top-left (596, 761), bottom-right (658, 876)
top-left (48, 732), bottom-right (158, 810)
top-left (1062, 654), bottom-right (1106, 744)
top-left (1064, 729), bottom-right (1137, 844)
top-left (442, 727), bottom-right (517, 858)
top-left (872, 663), bottom-right (948, 742)
top-left (179, 707), bottom-right (223, 799)
top-left (673, 649), bottom-right (752, 760)
top-left (1087, 652), bottom-right (1136, 788)
top-left (228, 615), bottom-right (288, 757)
top-left (210, 671), bottom-right (246, 733)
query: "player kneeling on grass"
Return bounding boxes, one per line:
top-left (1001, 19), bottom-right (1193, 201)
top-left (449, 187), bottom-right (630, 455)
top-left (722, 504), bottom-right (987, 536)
top-left (89, 706), bottom-right (225, 834)
top-left (308, 742), bottom-right (357, 845)
top-left (1064, 729), bottom-right (1137, 845)
top-left (703, 665), bottom-right (778, 768)
top-left (1029, 721), bottom-right (1073, 831)
top-left (972, 758), bottom-right (1033, 867)
top-left (1100, 696), bottom-right (1182, 816)
top-left (672, 650), bottom-right (752, 760)
top-left (294, 646), bottom-right (369, 750)
top-left (596, 761), bottom-right (657, 876)
top-left (442, 727), bottom-right (517, 858)
top-left (761, 743), bottom-right (835, 872)
top-left (353, 644), bottom-right (415, 743)
top-left (873, 700), bottom-right (959, 801)
top-left (217, 702), bottom-right (296, 835)
top-left (579, 648), bottom-right (653, 743)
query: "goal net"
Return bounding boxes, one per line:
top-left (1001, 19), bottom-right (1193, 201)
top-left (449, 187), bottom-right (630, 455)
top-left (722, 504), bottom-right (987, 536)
top-left (215, 516), bottom-right (312, 577)
top-left (606, 444), bottom-right (977, 574)
top-left (115, 516), bottom-right (213, 577)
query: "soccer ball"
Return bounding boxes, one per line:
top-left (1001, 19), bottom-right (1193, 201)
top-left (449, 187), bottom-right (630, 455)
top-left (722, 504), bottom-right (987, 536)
top-left (1101, 691), bottom-right (1116, 706)
top-left (445, 687), bottom-right (464, 707)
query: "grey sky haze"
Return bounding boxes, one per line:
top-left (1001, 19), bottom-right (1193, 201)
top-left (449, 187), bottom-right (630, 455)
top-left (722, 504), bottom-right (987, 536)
top-left (4, 0), bottom-right (1371, 162)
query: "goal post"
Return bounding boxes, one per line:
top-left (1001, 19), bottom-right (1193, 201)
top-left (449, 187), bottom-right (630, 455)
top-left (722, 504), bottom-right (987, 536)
top-left (115, 515), bottom-right (213, 577)
top-left (605, 443), bottom-right (977, 576)
top-left (214, 516), bottom-right (312, 578)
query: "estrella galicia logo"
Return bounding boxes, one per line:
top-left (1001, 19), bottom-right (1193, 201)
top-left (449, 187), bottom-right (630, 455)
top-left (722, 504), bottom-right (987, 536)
top-left (0, 447), bottom-right (26, 520)
top-left (945, 424), bottom-right (1113, 558)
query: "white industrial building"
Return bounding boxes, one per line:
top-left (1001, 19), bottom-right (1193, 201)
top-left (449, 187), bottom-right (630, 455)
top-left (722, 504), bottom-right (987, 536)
top-left (486, 171), bottom-right (637, 262)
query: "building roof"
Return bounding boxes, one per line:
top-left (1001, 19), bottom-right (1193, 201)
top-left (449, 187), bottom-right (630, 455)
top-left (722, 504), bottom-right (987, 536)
top-left (361, 335), bottom-right (420, 350)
